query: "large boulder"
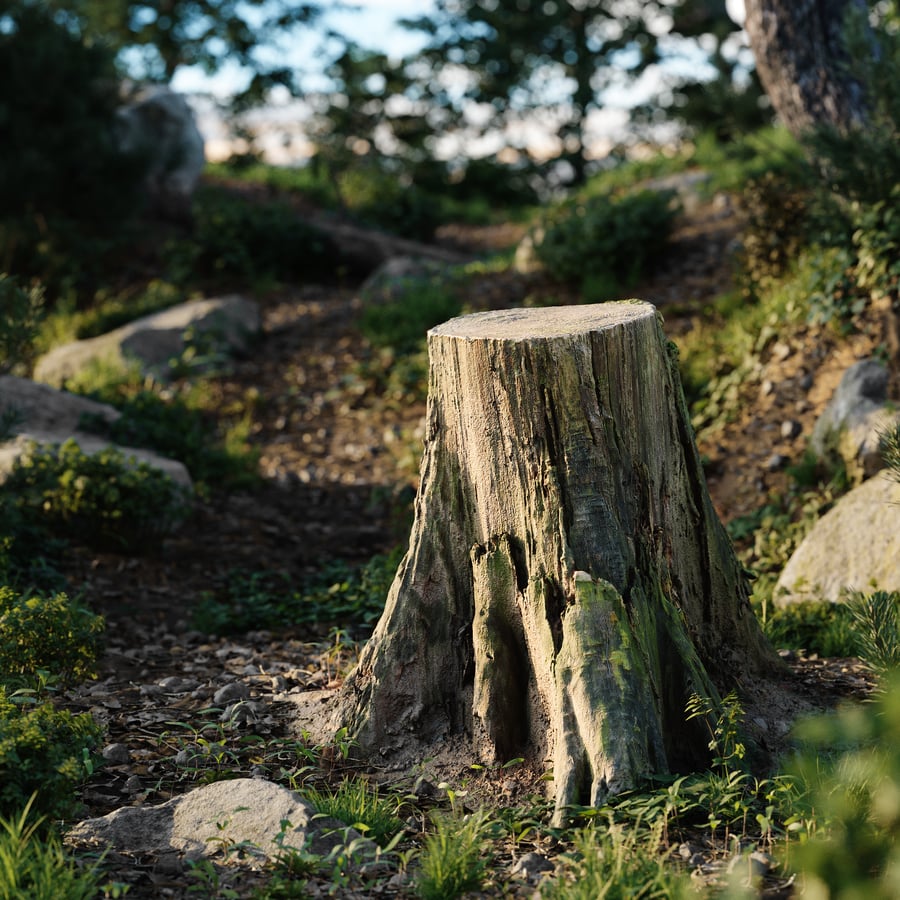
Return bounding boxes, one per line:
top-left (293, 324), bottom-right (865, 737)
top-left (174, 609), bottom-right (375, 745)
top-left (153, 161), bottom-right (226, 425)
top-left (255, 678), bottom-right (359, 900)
top-left (810, 359), bottom-right (900, 482)
top-left (66, 778), bottom-right (372, 865)
top-left (0, 375), bottom-right (191, 490)
top-left (775, 471), bottom-right (900, 604)
top-left (116, 85), bottom-right (205, 221)
top-left (33, 296), bottom-right (260, 388)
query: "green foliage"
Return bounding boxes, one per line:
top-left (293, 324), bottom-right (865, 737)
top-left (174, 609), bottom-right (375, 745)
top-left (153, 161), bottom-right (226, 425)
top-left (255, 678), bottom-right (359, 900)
top-left (0, 2), bottom-right (146, 296)
top-left (759, 601), bottom-right (858, 659)
top-left (416, 810), bottom-right (492, 900)
top-left (0, 275), bottom-right (43, 376)
top-left (541, 817), bottom-right (690, 900)
top-left (80, 386), bottom-right (259, 492)
top-left (304, 777), bottom-right (404, 847)
top-left (359, 283), bottom-right (463, 356)
top-left (191, 547), bottom-right (402, 635)
top-left (0, 796), bottom-right (102, 898)
top-left (737, 172), bottom-right (812, 289)
top-left (3, 439), bottom-right (190, 552)
top-left (846, 590), bottom-right (900, 677)
top-left (336, 164), bottom-right (441, 240)
top-left (534, 190), bottom-right (680, 301)
top-left (165, 188), bottom-right (341, 289)
top-left (850, 184), bottom-right (900, 301)
top-left (786, 671), bottom-right (900, 898)
top-left (0, 689), bottom-right (103, 820)
top-left (0, 587), bottom-right (103, 688)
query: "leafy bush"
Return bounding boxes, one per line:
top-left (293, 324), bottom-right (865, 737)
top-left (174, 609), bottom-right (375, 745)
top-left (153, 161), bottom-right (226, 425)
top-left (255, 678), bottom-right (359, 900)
top-left (337, 164), bottom-right (441, 239)
top-left (786, 671), bottom-right (900, 898)
top-left (0, 275), bottom-right (43, 376)
top-left (0, 588), bottom-right (103, 687)
top-left (533, 189), bottom-right (680, 301)
top-left (759, 600), bottom-right (858, 658)
top-left (166, 188), bottom-right (341, 288)
top-left (80, 388), bottom-right (259, 492)
top-left (192, 547), bottom-right (402, 636)
top-left (737, 172), bottom-right (812, 290)
top-left (359, 283), bottom-right (463, 356)
top-left (4, 439), bottom-right (190, 552)
top-left (0, 690), bottom-right (103, 820)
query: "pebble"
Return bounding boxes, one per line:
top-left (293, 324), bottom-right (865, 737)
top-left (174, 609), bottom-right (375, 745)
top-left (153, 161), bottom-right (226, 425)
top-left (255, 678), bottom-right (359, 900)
top-left (101, 743), bottom-right (131, 764)
top-left (765, 453), bottom-right (789, 471)
top-left (772, 341), bottom-right (792, 362)
top-left (212, 682), bottom-right (251, 705)
top-left (780, 419), bottom-right (802, 440)
top-left (124, 775), bottom-right (143, 794)
top-left (760, 380), bottom-right (775, 398)
top-left (508, 852), bottom-right (554, 882)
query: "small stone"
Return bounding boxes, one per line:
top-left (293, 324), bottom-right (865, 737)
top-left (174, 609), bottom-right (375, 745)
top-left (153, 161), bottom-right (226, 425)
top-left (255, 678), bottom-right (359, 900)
top-left (752, 716), bottom-right (768, 732)
top-left (781, 420), bottom-right (802, 440)
top-left (213, 682), bottom-right (250, 705)
top-left (772, 341), bottom-right (792, 362)
top-left (765, 453), bottom-right (789, 471)
top-left (799, 372), bottom-right (814, 390)
top-left (509, 852), bottom-right (554, 882)
top-left (760, 380), bottom-right (775, 398)
top-left (139, 684), bottom-right (165, 698)
top-left (124, 775), bottom-right (143, 793)
top-left (778, 648), bottom-right (797, 661)
top-left (102, 743), bottom-right (131, 764)
top-left (220, 700), bottom-right (265, 724)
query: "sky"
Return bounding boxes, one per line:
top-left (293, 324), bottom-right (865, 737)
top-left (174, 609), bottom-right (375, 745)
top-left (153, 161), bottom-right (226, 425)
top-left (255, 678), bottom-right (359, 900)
top-left (175, 0), bottom-right (750, 164)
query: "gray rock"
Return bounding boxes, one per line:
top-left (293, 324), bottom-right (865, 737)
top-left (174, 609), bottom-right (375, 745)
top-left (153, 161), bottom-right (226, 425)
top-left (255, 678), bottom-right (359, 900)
top-left (101, 743), bottom-right (132, 765)
top-left (810, 359), bottom-right (900, 482)
top-left (116, 86), bottom-right (205, 221)
top-left (0, 375), bottom-right (192, 490)
top-left (358, 256), bottom-right (450, 305)
top-left (781, 419), bottom-right (802, 440)
top-left (33, 296), bottom-right (261, 388)
top-left (508, 851), bottom-right (554, 882)
top-left (65, 778), bottom-right (372, 862)
top-left (213, 682), bottom-right (251, 705)
top-left (775, 471), bottom-right (900, 604)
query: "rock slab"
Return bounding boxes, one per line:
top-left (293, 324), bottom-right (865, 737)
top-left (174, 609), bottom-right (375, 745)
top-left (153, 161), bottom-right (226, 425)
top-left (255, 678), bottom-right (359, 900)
top-left (34, 296), bottom-right (260, 388)
top-left (0, 375), bottom-right (191, 489)
top-left (66, 778), bottom-right (367, 862)
top-left (775, 471), bottom-right (900, 604)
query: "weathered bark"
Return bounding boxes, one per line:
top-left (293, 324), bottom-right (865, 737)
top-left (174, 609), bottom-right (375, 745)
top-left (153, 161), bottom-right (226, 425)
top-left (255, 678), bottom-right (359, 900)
top-left (334, 302), bottom-right (779, 820)
top-left (744, 0), bottom-right (871, 136)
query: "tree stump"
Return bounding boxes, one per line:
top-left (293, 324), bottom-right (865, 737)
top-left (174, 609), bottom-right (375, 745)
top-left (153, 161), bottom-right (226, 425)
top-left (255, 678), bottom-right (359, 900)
top-left (334, 301), bottom-right (779, 820)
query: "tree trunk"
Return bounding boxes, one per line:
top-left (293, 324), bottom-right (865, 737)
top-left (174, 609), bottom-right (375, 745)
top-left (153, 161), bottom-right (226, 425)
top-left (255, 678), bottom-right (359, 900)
top-left (743, 0), bottom-right (870, 136)
top-left (334, 302), bottom-right (779, 821)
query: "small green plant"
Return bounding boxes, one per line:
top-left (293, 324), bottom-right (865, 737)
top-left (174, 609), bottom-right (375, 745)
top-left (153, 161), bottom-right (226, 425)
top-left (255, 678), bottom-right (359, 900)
top-left (192, 547), bottom-right (401, 635)
top-left (0, 587), bottom-right (103, 687)
top-left (416, 810), bottom-right (493, 900)
top-left (304, 777), bottom-right (404, 848)
top-left (0, 796), bottom-right (102, 898)
top-left (541, 816), bottom-right (690, 899)
top-left (0, 689), bottom-right (103, 819)
top-left (758, 600), bottom-right (858, 658)
top-left (534, 189), bottom-right (680, 301)
top-left (845, 590), bottom-right (900, 677)
top-left (786, 669), bottom-right (900, 898)
top-left (3, 439), bottom-right (190, 552)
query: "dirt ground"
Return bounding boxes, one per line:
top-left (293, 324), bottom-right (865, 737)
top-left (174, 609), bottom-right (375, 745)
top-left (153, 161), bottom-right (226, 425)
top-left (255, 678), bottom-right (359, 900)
top-left (57, 194), bottom-right (888, 896)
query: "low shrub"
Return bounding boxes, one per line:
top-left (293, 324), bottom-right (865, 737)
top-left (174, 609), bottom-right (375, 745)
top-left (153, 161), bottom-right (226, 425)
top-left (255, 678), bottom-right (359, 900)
top-left (303, 777), bottom-right (404, 848)
top-left (0, 275), bottom-right (43, 376)
top-left (0, 690), bottom-right (103, 820)
top-left (533, 189), bottom-right (680, 301)
top-left (166, 188), bottom-right (341, 288)
top-left (4, 439), bottom-right (190, 552)
top-left (192, 546), bottom-right (402, 636)
top-left (0, 588), bottom-right (103, 687)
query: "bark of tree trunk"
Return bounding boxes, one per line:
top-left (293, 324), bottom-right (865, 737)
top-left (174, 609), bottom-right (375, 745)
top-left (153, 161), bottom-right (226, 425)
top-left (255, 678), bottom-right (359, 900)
top-left (334, 302), bottom-right (780, 821)
top-left (743, 0), bottom-right (870, 136)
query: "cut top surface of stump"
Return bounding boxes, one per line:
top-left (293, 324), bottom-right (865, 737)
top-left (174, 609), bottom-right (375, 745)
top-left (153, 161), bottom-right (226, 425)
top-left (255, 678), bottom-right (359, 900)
top-left (429, 300), bottom-right (652, 341)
